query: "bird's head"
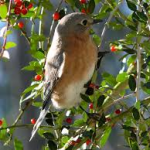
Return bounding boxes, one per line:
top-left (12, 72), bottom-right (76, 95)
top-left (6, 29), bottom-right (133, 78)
top-left (56, 12), bottom-right (102, 38)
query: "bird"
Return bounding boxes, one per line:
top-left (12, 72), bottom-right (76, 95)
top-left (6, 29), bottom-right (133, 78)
top-left (30, 12), bottom-right (102, 141)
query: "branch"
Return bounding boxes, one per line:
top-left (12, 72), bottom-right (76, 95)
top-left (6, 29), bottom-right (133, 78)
top-left (47, 0), bottom-right (63, 49)
top-left (39, 6), bottom-right (44, 49)
top-left (98, 0), bottom-right (124, 50)
top-left (20, 29), bottom-right (30, 44)
top-left (4, 99), bottom-right (33, 145)
top-left (134, 1), bottom-right (142, 149)
top-left (95, 96), bottom-right (150, 141)
top-left (0, 0), bottom-right (13, 58)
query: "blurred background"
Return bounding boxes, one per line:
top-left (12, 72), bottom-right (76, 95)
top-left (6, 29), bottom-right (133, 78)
top-left (0, 0), bottom-right (132, 149)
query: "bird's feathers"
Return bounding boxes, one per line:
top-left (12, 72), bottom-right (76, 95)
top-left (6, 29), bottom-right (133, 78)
top-left (30, 50), bottom-right (64, 140)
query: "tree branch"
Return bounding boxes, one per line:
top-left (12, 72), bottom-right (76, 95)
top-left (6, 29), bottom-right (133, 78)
top-left (47, 0), bottom-right (64, 49)
top-left (98, 0), bottom-right (124, 50)
top-left (0, 0), bottom-right (13, 58)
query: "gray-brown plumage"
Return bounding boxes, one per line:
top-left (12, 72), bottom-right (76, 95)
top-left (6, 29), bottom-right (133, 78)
top-left (30, 12), bottom-right (101, 141)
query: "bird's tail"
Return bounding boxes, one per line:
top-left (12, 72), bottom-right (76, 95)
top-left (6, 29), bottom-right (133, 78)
top-left (29, 103), bottom-right (50, 141)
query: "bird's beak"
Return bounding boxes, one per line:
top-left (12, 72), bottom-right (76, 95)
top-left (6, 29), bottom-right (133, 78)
top-left (92, 19), bottom-right (103, 24)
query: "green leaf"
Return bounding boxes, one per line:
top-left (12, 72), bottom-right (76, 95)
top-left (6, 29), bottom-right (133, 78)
top-left (122, 125), bottom-right (135, 131)
top-left (97, 95), bottom-right (105, 108)
top-left (137, 11), bottom-right (148, 22)
top-left (0, 118), bottom-right (8, 140)
top-left (32, 101), bottom-right (42, 107)
top-left (75, 0), bottom-right (82, 10)
top-left (48, 140), bottom-right (57, 150)
top-left (43, 132), bottom-right (55, 140)
top-left (14, 138), bottom-right (23, 150)
top-left (94, 0), bottom-right (101, 4)
top-left (142, 82), bottom-right (150, 94)
top-left (93, 34), bottom-right (101, 46)
top-left (102, 72), bottom-right (117, 86)
top-left (80, 94), bottom-right (91, 103)
top-left (98, 113), bottom-right (106, 127)
top-left (31, 51), bottom-right (45, 60)
top-left (132, 108), bottom-right (140, 120)
top-left (61, 136), bottom-right (69, 144)
top-left (65, 0), bottom-right (75, 6)
top-left (126, 0), bottom-right (137, 11)
top-left (41, 0), bottom-right (53, 10)
top-left (100, 127), bottom-right (111, 148)
top-left (22, 65), bottom-right (34, 71)
top-left (128, 75), bottom-right (136, 91)
top-left (122, 48), bottom-right (136, 54)
top-left (116, 72), bottom-right (128, 82)
top-left (88, 0), bottom-right (95, 13)
top-left (72, 119), bottom-right (85, 127)
top-left (134, 101), bottom-right (140, 110)
top-left (0, 4), bottom-right (7, 19)
top-left (127, 55), bottom-right (136, 66)
top-left (22, 84), bottom-right (38, 95)
top-left (5, 42), bottom-right (17, 49)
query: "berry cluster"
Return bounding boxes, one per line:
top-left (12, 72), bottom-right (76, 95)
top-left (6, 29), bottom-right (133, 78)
top-left (14, 0), bottom-right (33, 15)
top-left (79, 0), bottom-right (89, 14)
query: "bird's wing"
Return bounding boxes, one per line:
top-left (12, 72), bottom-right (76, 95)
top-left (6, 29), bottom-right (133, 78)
top-left (30, 50), bottom-right (64, 141)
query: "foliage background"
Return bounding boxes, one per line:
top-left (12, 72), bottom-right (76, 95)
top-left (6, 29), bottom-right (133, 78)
top-left (0, 0), bottom-right (150, 150)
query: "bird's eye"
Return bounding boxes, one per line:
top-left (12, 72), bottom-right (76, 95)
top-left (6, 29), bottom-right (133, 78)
top-left (81, 19), bottom-right (88, 26)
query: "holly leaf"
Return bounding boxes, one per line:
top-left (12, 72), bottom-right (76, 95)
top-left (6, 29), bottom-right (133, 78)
top-left (116, 72), bottom-right (128, 82)
top-left (14, 138), bottom-right (23, 150)
top-left (99, 127), bottom-right (111, 148)
top-left (5, 42), bottom-right (17, 49)
top-left (0, 4), bottom-right (7, 19)
top-left (126, 0), bottom-right (137, 11)
top-left (128, 75), bottom-right (136, 91)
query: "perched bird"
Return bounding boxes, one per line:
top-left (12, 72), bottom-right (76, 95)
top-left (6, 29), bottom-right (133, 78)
top-left (30, 12), bottom-right (101, 141)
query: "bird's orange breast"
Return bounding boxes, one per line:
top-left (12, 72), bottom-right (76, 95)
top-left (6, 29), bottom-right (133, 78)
top-left (51, 35), bottom-right (97, 109)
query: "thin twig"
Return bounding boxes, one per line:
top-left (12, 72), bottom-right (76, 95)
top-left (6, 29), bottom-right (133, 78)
top-left (0, 0), bottom-right (13, 58)
top-left (20, 29), bottom-right (30, 44)
top-left (0, 124), bottom-right (56, 131)
top-left (47, 0), bottom-right (64, 49)
top-left (135, 1), bottom-right (142, 149)
top-left (98, 0), bottom-right (124, 50)
top-left (39, 6), bottom-right (44, 49)
top-left (100, 93), bottom-right (135, 114)
top-left (5, 99), bottom-right (33, 144)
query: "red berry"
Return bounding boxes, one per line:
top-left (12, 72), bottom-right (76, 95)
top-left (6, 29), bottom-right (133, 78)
top-left (80, 0), bottom-right (86, 4)
top-left (31, 118), bottom-right (36, 124)
top-left (89, 83), bottom-right (99, 89)
top-left (89, 103), bottom-right (93, 109)
top-left (14, 0), bottom-right (21, 3)
top-left (28, 3), bottom-right (33, 9)
top-left (0, 119), bottom-right (3, 126)
top-left (34, 75), bottom-right (42, 81)
top-left (14, 7), bottom-right (21, 14)
top-left (115, 109), bottom-right (121, 114)
top-left (106, 117), bottom-right (111, 122)
top-left (52, 12), bottom-right (60, 21)
top-left (66, 117), bottom-right (72, 124)
top-left (89, 83), bottom-right (95, 88)
top-left (110, 45), bottom-right (117, 52)
top-left (86, 139), bottom-right (91, 145)
top-left (18, 21), bottom-right (24, 28)
top-left (70, 140), bottom-right (76, 146)
top-left (21, 8), bottom-right (28, 15)
top-left (76, 138), bottom-right (81, 143)
top-left (81, 8), bottom-right (86, 14)
top-left (16, 1), bottom-right (23, 7)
